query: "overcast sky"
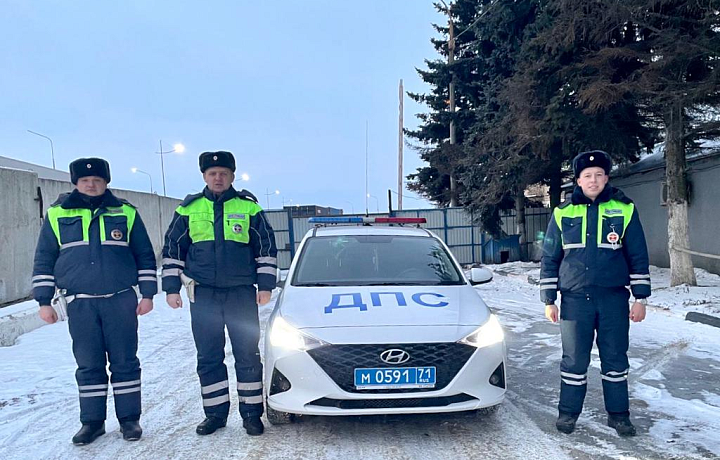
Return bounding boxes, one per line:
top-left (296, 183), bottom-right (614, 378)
top-left (0, 1), bottom-right (443, 212)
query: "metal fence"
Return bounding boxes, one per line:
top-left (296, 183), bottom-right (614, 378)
top-left (265, 206), bottom-right (551, 269)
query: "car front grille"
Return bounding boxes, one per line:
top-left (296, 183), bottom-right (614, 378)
top-left (306, 342), bottom-right (476, 394)
top-left (308, 393), bottom-right (476, 409)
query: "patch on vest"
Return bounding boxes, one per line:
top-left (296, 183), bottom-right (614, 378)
top-left (232, 223), bottom-right (243, 234)
top-left (604, 209), bottom-right (623, 215)
top-left (111, 229), bottom-right (124, 240)
top-left (607, 231), bottom-right (620, 244)
top-left (227, 214), bottom-right (246, 219)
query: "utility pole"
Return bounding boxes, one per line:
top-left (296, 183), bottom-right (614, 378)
top-left (365, 121), bottom-right (369, 215)
top-left (448, 19), bottom-right (458, 207)
top-left (398, 79), bottom-right (404, 211)
top-left (159, 140), bottom-right (167, 196)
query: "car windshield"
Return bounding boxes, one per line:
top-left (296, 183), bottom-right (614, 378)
top-left (292, 235), bottom-right (464, 286)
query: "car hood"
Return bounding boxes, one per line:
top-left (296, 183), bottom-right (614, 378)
top-left (278, 284), bottom-right (491, 329)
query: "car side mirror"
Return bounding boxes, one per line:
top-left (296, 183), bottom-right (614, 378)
top-left (469, 267), bottom-right (493, 285)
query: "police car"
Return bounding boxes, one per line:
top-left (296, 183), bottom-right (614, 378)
top-left (263, 217), bottom-right (506, 424)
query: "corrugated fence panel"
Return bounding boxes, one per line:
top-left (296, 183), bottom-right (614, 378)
top-left (446, 227), bottom-right (472, 247)
top-left (447, 208), bottom-right (472, 227)
top-left (274, 231), bottom-right (291, 250)
top-left (394, 210), bottom-right (421, 219)
top-left (277, 251), bottom-right (292, 270)
top-left (265, 210), bottom-right (292, 269)
top-left (293, 217), bottom-right (313, 244)
top-left (474, 245), bottom-right (484, 264)
top-left (417, 210), bottom-right (444, 229)
top-left (450, 246), bottom-right (473, 265)
top-left (265, 211), bottom-right (289, 231)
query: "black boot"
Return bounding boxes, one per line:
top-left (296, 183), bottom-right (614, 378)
top-left (555, 413), bottom-right (579, 434)
top-left (72, 422), bottom-right (105, 445)
top-left (196, 416), bottom-right (227, 435)
top-left (608, 414), bottom-right (637, 437)
top-left (120, 420), bottom-right (143, 441)
top-left (243, 416), bottom-right (264, 436)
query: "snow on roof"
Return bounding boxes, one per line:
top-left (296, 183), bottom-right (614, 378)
top-left (614, 140), bottom-right (720, 177)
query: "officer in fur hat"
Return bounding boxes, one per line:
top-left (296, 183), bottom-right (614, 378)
top-left (540, 150), bottom-right (651, 436)
top-left (162, 151), bottom-right (277, 437)
top-left (32, 157), bottom-right (157, 444)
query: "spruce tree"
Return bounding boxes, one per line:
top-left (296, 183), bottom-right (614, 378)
top-left (406, 0), bottom-right (486, 206)
top-left (578, 0), bottom-right (720, 286)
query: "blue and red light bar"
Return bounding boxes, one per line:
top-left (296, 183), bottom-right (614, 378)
top-left (308, 217), bottom-right (427, 225)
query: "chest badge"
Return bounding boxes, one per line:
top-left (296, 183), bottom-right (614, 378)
top-left (111, 229), bottom-right (124, 240)
top-left (232, 223), bottom-right (243, 234)
top-left (607, 227), bottom-right (620, 248)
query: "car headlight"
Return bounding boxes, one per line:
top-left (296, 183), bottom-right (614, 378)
top-left (459, 314), bottom-right (504, 348)
top-left (269, 316), bottom-right (325, 351)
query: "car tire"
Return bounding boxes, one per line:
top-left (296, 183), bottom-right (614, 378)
top-left (266, 404), bottom-right (294, 425)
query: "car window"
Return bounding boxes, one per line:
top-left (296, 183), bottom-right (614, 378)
top-left (292, 235), bottom-right (464, 286)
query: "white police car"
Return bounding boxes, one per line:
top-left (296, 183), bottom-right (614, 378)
top-left (264, 217), bottom-right (506, 424)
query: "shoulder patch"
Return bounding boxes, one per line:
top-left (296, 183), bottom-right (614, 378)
top-left (180, 192), bottom-right (204, 207)
top-left (236, 189), bottom-right (259, 203)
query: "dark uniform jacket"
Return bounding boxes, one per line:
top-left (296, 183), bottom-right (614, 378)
top-left (32, 189), bottom-right (158, 305)
top-left (161, 186), bottom-right (278, 294)
top-left (540, 185), bottom-right (651, 304)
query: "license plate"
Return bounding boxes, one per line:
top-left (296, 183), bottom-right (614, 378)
top-left (354, 367), bottom-right (436, 389)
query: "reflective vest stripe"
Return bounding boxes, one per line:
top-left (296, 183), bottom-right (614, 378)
top-left (175, 197), bottom-right (262, 244)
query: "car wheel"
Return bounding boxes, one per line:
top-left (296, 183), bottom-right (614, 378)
top-left (266, 404), bottom-right (294, 425)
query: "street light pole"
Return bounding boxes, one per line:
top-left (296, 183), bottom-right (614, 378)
top-left (264, 188), bottom-right (280, 209)
top-left (159, 140), bottom-right (166, 196)
top-left (131, 167), bottom-right (154, 193)
top-left (367, 194), bottom-right (379, 213)
top-left (27, 130), bottom-right (55, 169)
top-left (155, 140), bottom-right (185, 197)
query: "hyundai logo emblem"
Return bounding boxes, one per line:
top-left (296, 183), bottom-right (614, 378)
top-left (380, 349), bottom-right (410, 365)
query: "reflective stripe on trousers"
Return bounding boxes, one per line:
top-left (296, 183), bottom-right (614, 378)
top-left (68, 290), bottom-right (141, 423)
top-left (190, 285), bottom-right (263, 419)
top-left (558, 287), bottom-right (630, 416)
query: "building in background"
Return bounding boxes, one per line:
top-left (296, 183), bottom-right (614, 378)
top-left (284, 205), bottom-right (342, 218)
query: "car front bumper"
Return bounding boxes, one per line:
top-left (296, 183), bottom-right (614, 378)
top-left (265, 341), bottom-right (506, 416)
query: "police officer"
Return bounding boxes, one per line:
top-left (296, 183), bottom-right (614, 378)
top-left (162, 151), bottom-right (277, 437)
top-left (33, 158), bottom-right (157, 445)
top-left (541, 150), bottom-right (650, 437)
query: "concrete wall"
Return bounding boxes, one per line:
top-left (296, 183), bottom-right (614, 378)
top-left (0, 168), bottom-right (181, 305)
top-left (612, 154), bottom-right (720, 274)
top-left (0, 168), bottom-right (41, 304)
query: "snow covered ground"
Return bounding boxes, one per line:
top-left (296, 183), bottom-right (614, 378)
top-left (1, 264), bottom-right (719, 459)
